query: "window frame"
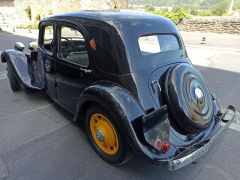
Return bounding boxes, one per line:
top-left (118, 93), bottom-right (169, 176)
top-left (56, 22), bottom-right (90, 68)
top-left (39, 22), bottom-right (55, 55)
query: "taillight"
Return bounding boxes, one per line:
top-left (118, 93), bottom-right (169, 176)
top-left (142, 105), bottom-right (171, 153)
top-left (161, 141), bottom-right (170, 153)
top-left (154, 138), bottom-right (162, 151)
top-left (154, 139), bottom-right (170, 153)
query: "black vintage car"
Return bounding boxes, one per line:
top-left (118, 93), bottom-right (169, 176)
top-left (1, 10), bottom-right (235, 171)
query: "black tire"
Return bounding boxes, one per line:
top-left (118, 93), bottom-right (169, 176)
top-left (85, 104), bottom-right (131, 165)
top-left (7, 62), bottom-right (21, 92)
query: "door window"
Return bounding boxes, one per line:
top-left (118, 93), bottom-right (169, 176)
top-left (59, 26), bottom-right (89, 67)
top-left (42, 25), bottom-right (54, 53)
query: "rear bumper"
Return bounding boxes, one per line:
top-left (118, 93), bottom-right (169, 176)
top-left (168, 105), bottom-right (235, 171)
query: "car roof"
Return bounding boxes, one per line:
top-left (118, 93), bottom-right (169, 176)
top-left (45, 10), bottom-right (163, 22)
top-left (43, 10), bottom-right (177, 34)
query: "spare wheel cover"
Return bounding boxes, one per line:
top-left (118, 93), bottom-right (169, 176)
top-left (165, 63), bottom-right (213, 132)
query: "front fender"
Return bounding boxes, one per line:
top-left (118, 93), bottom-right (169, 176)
top-left (74, 81), bottom-right (147, 150)
top-left (1, 49), bottom-right (45, 90)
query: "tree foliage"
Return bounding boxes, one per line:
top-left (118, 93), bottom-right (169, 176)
top-left (130, 0), bottom-right (235, 11)
top-left (211, 0), bottom-right (229, 15)
top-left (145, 9), bottom-right (189, 24)
top-left (24, 6), bottom-right (32, 21)
top-left (132, 0), bottom-right (240, 16)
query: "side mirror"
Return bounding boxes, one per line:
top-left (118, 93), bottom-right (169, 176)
top-left (14, 42), bottom-right (25, 52)
top-left (29, 41), bottom-right (38, 51)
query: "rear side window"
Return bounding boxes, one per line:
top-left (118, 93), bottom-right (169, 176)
top-left (85, 25), bottom-right (120, 74)
top-left (138, 34), bottom-right (180, 56)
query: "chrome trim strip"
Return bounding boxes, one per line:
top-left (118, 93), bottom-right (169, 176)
top-left (168, 106), bottom-right (235, 171)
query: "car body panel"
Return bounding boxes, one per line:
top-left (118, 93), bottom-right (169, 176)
top-left (1, 50), bottom-right (45, 90)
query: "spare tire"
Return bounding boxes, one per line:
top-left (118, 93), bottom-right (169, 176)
top-left (165, 63), bottom-right (213, 133)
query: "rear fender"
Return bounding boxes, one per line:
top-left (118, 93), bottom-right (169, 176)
top-left (1, 49), bottom-right (45, 90)
top-left (74, 81), bottom-right (148, 151)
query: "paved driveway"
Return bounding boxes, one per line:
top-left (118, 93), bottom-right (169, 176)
top-left (0, 31), bottom-right (240, 180)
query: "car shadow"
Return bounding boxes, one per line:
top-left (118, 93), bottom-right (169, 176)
top-left (0, 31), bottom-right (36, 52)
top-left (17, 64), bottom-right (240, 179)
top-left (0, 32), bottom-right (36, 71)
top-left (195, 65), bottom-right (240, 112)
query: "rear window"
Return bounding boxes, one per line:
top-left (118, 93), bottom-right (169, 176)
top-left (138, 34), bottom-right (180, 56)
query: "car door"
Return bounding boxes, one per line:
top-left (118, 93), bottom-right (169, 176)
top-left (55, 22), bottom-right (94, 114)
top-left (38, 22), bottom-right (57, 100)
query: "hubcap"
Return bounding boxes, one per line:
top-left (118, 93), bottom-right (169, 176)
top-left (90, 113), bottom-right (119, 156)
top-left (195, 87), bottom-right (204, 103)
top-left (96, 129), bottom-right (105, 142)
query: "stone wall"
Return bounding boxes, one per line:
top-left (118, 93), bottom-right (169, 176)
top-left (0, 0), bottom-right (14, 7)
top-left (178, 16), bottom-right (240, 34)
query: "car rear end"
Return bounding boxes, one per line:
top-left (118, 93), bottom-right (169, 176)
top-left (114, 12), bottom-right (235, 170)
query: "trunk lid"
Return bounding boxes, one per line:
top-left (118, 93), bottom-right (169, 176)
top-left (148, 60), bottom-right (190, 108)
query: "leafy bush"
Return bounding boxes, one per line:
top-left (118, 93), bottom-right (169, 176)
top-left (24, 6), bottom-right (32, 21)
top-left (189, 5), bottom-right (199, 16)
top-left (145, 5), bottom-right (155, 11)
top-left (48, 10), bottom-right (53, 15)
top-left (17, 22), bottom-right (39, 29)
top-left (211, 0), bottom-right (229, 16)
top-left (172, 5), bottom-right (188, 13)
top-left (35, 14), bottom-right (41, 21)
top-left (145, 10), bottom-right (189, 24)
top-left (187, 0), bottom-right (230, 16)
top-left (197, 9), bottom-right (213, 16)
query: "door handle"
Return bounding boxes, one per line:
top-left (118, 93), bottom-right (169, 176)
top-left (151, 80), bottom-right (161, 93)
top-left (151, 80), bottom-right (163, 106)
top-left (44, 59), bottom-right (53, 73)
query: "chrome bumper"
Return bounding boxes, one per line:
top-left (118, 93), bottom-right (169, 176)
top-left (168, 105), bottom-right (235, 171)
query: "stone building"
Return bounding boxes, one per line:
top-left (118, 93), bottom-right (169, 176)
top-left (1, 0), bottom-right (127, 28)
top-left (14, 0), bottom-right (128, 22)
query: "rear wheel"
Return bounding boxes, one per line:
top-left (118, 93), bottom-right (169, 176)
top-left (7, 62), bottom-right (21, 92)
top-left (85, 105), bottom-right (131, 165)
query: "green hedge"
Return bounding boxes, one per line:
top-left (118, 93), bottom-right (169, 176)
top-left (145, 10), bottom-right (190, 24)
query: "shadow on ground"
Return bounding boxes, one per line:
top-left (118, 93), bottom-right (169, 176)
top-left (1, 65), bottom-right (238, 180)
top-left (0, 31), bottom-right (239, 179)
top-left (0, 31), bottom-right (35, 51)
top-left (195, 65), bottom-right (240, 112)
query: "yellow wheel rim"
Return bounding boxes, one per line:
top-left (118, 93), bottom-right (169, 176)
top-left (90, 113), bottom-right (119, 156)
